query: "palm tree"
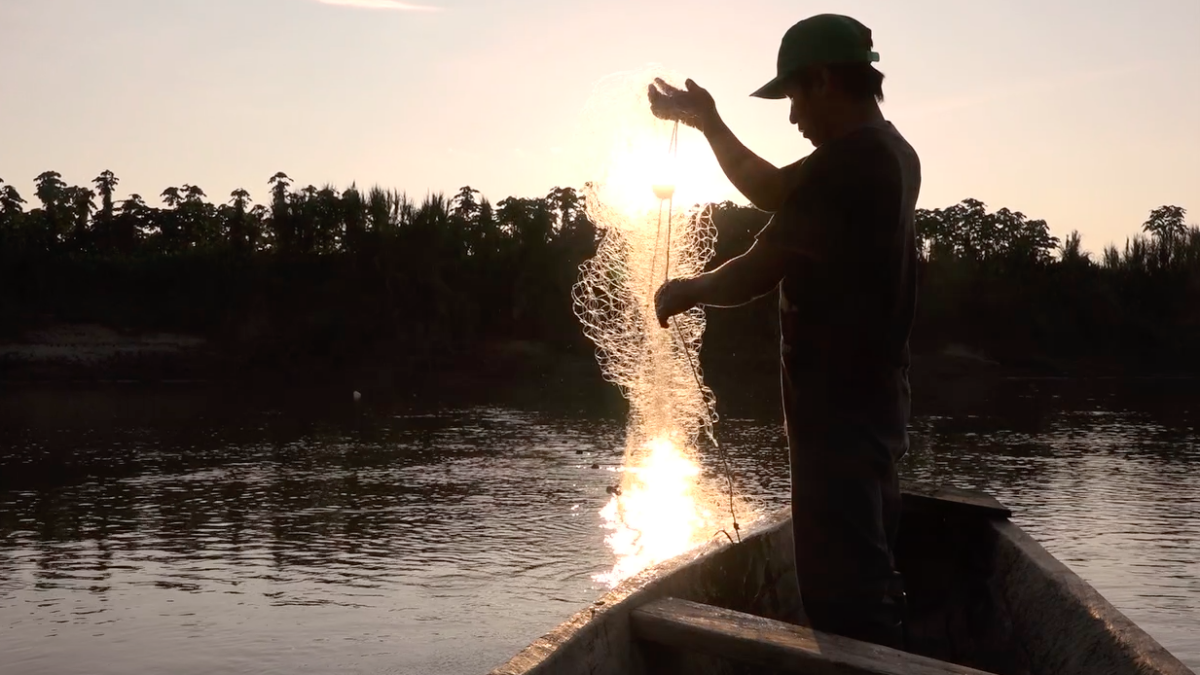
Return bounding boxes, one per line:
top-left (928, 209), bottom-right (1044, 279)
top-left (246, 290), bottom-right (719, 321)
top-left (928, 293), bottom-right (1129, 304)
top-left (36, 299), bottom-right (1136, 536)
top-left (546, 186), bottom-right (581, 233)
top-left (268, 172), bottom-right (293, 253)
top-left (366, 187), bottom-right (391, 235)
top-left (93, 170), bottom-right (119, 221)
top-left (341, 184), bottom-right (365, 253)
top-left (34, 171), bottom-right (67, 208)
top-left (158, 187), bottom-right (184, 251)
top-left (67, 185), bottom-right (96, 249)
top-left (452, 186), bottom-right (481, 221)
top-left (114, 194), bottom-right (148, 253)
top-left (32, 171), bottom-right (70, 246)
top-left (1059, 230), bottom-right (1090, 267)
top-left (91, 171), bottom-right (120, 252)
top-left (178, 184), bottom-right (216, 248)
top-left (249, 204), bottom-right (269, 251)
top-left (313, 185), bottom-right (341, 253)
top-left (228, 188), bottom-right (252, 250)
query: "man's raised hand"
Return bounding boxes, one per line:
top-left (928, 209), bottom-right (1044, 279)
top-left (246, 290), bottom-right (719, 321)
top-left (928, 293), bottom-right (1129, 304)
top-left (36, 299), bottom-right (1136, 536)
top-left (648, 78), bottom-right (718, 132)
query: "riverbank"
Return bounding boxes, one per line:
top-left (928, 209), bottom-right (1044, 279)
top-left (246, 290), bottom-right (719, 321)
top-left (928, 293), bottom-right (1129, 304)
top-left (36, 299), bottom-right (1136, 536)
top-left (0, 321), bottom-right (1150, 404)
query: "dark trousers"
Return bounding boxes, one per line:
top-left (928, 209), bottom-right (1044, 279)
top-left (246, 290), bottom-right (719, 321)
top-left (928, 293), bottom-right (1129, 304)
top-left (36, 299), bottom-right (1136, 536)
top-left (787, 423), bottom-right (906, 649)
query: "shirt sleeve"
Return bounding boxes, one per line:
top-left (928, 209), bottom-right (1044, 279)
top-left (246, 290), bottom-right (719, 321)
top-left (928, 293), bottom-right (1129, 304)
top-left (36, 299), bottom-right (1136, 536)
top-left (754, 150), bottom-right (847, 261)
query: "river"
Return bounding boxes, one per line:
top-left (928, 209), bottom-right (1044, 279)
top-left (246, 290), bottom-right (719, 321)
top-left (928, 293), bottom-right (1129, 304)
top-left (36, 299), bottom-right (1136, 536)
top-left (1, 376), bottom-right (1198, 674)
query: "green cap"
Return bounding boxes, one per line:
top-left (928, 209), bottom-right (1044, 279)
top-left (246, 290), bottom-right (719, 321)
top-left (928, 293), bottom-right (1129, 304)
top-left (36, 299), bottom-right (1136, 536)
top-left (750, 14), bottom-right (880, 99)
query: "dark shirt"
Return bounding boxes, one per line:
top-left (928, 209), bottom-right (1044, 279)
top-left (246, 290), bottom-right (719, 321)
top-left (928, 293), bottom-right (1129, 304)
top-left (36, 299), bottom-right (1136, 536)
top-left (755, 121), bottom-right (921, 459)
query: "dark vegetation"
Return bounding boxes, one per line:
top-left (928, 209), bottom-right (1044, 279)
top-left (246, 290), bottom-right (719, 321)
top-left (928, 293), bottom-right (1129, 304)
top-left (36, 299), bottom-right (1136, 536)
top-left (0, 170), bottom-right (1195, 385)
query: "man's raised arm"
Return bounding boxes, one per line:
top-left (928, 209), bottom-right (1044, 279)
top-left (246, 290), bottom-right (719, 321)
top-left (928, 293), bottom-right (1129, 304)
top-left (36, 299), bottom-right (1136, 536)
top-left (649, 78), bottom-right (799, 212)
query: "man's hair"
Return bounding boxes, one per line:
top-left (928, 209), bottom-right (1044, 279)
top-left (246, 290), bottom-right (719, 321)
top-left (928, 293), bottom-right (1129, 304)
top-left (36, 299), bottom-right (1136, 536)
top-left (792, 63), bottom-right (885, 103)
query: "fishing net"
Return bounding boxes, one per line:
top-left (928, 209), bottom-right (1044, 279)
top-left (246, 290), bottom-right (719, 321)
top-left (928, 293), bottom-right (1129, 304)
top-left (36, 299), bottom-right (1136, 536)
top-left (569, 65), bottom-right (756, 585)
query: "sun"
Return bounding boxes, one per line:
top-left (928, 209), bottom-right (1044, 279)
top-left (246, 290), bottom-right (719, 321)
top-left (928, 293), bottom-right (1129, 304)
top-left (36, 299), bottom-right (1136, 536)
top-left (570, 67), bottom-right (736, 222)
top-left (592, 122), bottom-right (732, 219)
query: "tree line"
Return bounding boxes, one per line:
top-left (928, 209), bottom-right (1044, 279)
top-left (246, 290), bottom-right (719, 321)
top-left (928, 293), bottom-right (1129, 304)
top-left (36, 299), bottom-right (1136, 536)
top-left (0, 170), bottom-right (1195, 379)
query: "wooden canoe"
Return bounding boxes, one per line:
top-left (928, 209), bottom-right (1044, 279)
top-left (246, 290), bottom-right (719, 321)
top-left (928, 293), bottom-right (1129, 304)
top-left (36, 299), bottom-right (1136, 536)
top-left (488, 482), bottom-right (1195, 675)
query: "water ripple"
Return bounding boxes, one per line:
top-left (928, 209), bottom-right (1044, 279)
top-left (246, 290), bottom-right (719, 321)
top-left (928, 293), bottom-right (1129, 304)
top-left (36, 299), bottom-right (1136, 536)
top-left (1, 379), bottom-right (1198, 674)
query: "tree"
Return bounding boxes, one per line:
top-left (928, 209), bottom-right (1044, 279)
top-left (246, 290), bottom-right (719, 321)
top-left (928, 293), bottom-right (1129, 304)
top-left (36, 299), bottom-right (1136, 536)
top-left (1060, 230), bottom-right (1090, 266)
top-left (546, 186), bottom-right (581, 233)
top-left (93, 170), bottom-right (119, 221)
top-left (269, 172), bottom-right (293, 252)
top-left (227, 188), bottom-right (252, 251)
top-left (4, 166), bottom-right (1199, 378)
top-left (113, 194), bottom-right (148, 253)
top-left (91, 171), bottom-right (120, 252)
top-left (34, 171), bottom-right (67, 209)
top-left (177, 184), bottom-right (217, 248)
top-left (67, 185), bottom-right (96, 249)
top-left (451, 186), bottom-right (480, 221)
top-left (991, 208), bottom-right (1058, 267)
top-left (160, 186), bottom-right (183, 208)
top-left (1143, 205), bottom-right (1187, 242)
top-left (157, 187), bottom-right (184, 251)
top-left (32, 171), bottom-right (70, 247)
top-left (0, 179), bottom-right (28, 252)
top-left (915, 198), bottom-right (992, 262)
top-left (0, 180), bottom-right (26, 215)
top-left (341, 184), bottom-right (365, 252)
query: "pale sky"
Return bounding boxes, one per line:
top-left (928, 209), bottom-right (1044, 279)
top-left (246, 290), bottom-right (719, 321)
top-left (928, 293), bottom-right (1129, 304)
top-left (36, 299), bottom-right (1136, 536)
top-left (1, 0), bottom-right (1197, 250)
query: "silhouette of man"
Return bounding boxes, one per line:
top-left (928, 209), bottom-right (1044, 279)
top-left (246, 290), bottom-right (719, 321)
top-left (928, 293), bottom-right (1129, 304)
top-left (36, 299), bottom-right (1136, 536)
top-left (650, 14), bottom-right (920, 649)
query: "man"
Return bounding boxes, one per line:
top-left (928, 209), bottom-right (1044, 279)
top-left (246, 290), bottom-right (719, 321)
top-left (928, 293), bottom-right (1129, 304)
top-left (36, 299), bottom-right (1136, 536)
top-left (650, 14), bottom-right (921, 649)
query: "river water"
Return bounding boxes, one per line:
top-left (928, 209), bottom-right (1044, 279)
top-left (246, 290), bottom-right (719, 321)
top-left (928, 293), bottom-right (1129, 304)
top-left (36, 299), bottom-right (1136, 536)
top-left (1, 377), bottom-right (1198, 674)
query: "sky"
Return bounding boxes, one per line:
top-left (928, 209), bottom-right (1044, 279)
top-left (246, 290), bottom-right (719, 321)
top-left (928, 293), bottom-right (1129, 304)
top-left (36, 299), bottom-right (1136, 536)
top-left (1, 0), bottom-right (1198, 249)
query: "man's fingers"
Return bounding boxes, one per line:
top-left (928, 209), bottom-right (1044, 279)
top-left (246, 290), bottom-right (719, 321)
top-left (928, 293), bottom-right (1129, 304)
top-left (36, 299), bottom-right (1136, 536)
top-left (648, 86), bottom-right (679, 120)
top-left (655, 281), bottom-right (682, 329)
top-left (653, 77), bottom-right (688, 98)
top-left (648, 78), bottom-right (699, 125)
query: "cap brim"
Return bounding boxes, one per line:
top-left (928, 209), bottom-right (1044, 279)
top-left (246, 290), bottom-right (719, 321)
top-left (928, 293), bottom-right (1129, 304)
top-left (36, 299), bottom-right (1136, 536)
top-left (750, 76), bottom-right (788, 100)
top-left (751, 51), bottom-right (880, 99)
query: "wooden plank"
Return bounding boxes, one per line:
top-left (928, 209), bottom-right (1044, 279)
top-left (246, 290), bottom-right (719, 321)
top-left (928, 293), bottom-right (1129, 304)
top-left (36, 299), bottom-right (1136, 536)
top-left (632, 597), bottom-right (999, 675)
top-left (900, 482), bottom-right (1012, 520)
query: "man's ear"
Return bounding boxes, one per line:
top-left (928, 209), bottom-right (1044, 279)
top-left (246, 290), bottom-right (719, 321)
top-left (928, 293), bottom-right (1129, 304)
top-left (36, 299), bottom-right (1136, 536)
top-left (816, 66), bottom-right (832, 96)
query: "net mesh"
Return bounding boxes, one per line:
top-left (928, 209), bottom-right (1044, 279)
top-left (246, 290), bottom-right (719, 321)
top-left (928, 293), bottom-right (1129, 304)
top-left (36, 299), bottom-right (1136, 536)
top-left (569, 65), bottom-right (756, 585)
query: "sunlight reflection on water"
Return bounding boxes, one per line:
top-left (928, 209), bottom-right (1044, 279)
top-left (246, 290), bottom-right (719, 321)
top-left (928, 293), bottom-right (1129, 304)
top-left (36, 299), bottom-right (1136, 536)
top-left (1, 379), bottom-right (1198, 674)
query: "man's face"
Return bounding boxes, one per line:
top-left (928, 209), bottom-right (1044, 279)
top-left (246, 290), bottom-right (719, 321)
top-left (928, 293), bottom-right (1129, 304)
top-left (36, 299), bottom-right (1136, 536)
top-left (783, 68), bottom-right (829, 144)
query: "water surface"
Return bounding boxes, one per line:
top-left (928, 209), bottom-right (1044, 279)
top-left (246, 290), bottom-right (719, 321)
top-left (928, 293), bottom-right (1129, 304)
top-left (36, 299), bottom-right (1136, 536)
top-left (1, 378), bottom-right (1198, 674)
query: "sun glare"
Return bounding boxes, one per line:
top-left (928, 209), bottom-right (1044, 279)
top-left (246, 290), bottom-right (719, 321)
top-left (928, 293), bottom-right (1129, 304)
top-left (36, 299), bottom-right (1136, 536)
top-left (594, 437), bottom-right (719, 586)
top-left (593, 126), bottom-right (731, 219)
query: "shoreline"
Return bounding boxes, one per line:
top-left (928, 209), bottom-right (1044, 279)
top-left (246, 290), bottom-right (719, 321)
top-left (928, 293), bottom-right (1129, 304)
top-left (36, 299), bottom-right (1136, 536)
top-left (0, 322), bottom-right (1176, 392)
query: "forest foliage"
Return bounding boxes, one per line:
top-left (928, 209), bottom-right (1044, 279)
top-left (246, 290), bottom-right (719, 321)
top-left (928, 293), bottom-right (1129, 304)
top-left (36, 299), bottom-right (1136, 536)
top-left (1, 171), bottom-right (1195, 377)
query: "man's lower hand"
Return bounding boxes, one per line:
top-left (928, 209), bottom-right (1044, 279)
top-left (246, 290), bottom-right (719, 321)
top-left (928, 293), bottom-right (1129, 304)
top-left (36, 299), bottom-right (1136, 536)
top-left (655, 278), bottom-right (700, 328)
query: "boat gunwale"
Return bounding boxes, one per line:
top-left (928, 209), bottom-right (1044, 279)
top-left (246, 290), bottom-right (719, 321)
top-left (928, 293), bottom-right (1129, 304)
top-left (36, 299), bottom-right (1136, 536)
top-left (992, 519), bottom-right (1195, 675)
top-left (486, 505), bottom-right (794, 675)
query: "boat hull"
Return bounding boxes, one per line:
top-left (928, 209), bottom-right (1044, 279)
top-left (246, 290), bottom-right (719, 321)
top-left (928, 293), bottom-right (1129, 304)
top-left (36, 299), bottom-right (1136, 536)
top-left (489, 485), bottom-right (1194, 675)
